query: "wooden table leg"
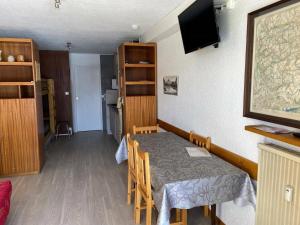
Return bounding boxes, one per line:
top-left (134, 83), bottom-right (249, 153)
top-left (211, 204), bottom-right (216, 225)
top-left (181, 209), bottom-right (187, 225)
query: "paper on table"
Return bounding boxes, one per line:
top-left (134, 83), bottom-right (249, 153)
top-left (185, 147), bottom-right (211, 157)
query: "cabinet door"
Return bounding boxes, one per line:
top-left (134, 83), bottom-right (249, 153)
top-left (0, 100), bottom-right (40, 175)
top-left (125, 96), bottom-right (157, 134)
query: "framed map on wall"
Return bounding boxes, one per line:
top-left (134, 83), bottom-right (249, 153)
top-left (244, 0), bottom-right (300, 128)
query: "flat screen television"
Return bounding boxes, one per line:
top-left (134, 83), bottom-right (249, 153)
top-left (178, 0), bottom-right (220, 54)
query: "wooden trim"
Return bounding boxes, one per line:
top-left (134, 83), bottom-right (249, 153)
top-left (157, 119), bottom-right (258, 180)
top-left (123, 42), bottom-right (156, 47)
top-left (0, 62), bottom-right (33, 66)
top-left (0, 82), bottom-right (34, 86)
top-left (126, 81), bottom-right (156, 85)
top-left (245, 125), bottom-right (300, 147)
top-left (125, 63), bottom-right (155, 68)
top-left (0, 38), bottom-right (32, 43)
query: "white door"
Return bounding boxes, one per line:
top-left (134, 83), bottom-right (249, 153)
top-left (74, 65), bottom-right (103, 131)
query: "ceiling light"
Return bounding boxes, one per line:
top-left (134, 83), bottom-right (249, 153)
top-left (131, 24), bottom-right (139, 30)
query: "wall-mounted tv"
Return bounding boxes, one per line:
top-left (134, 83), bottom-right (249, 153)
top-left (178, 0), bottom-right (220, 54)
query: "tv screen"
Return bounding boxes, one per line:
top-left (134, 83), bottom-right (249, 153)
top-left (178, 0), bottom-right (220, 54)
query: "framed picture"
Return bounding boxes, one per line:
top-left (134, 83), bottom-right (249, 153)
top-left (244, 0), bottom-right (300, 128)
top-left (163, 76), bottom-right (178, 95)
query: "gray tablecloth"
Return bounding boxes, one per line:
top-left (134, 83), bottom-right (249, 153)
top-left (115, 132), bottom-right (256, 225)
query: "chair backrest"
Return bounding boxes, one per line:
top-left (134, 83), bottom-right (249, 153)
top-left (126, 133), bottom-right (137, 177)
top-left (189, 131), bottom-right (211, 151)
top-left (133, 124), bottom-right (159, 135)
top-left (135, 141), bottom-right (151, 199)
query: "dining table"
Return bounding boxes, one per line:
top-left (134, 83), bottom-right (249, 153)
top-left (115, 132), bottom-right (256, 225)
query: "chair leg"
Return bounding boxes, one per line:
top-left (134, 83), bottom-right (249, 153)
top-left (203, 205), bottom-right (209, 217)
top-left (127, 173), bottom-right (132, 205)
top-left (176, 209), bottom-right (181, 222)
top-left (135, 188), bottom-right (142, 224)
top-left (181, 209), bottom-right (187, 225)
top-left (133, 183), bottom-right (137, 222)
top-left (146, 199), bottom-right (152, 225)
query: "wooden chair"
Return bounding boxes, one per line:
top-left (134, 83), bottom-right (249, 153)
top-left (189, 131), bottom-right (211, 217)
top-left (126, 134), bottom-right (137, 206)
top-left (189, 131), bottom-right (211, 151)
top-left (134, 142), bottom-right (187, 225)
top-left (133, 124), bottom-right (159, 135)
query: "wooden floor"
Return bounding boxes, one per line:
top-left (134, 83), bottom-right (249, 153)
top-left (2, 131), bottom-right (210, 225)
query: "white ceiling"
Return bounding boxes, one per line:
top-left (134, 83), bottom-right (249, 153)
top-left (0, 0), bottom-right (184, 53)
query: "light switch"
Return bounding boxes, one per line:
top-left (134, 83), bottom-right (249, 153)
top-left (65, 91), bottom-right (70, 96)
top-left (285, 185), bottom-right (293, 202)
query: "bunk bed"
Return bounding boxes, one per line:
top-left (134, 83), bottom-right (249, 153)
top-left (41, 79), bottom-right (56, 142)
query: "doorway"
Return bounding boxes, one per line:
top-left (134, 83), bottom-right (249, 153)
top-left (71, 54), bottom-right (103, 132)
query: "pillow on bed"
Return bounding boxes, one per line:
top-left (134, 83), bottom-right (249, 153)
top-left (0, 181), bottom-right (12, 225)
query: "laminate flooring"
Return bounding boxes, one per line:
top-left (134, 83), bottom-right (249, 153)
top-left (2, 131), bottom-right (210, 225)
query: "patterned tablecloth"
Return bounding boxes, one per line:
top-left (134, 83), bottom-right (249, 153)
top-left (115, 132), bottom-right (256, 225)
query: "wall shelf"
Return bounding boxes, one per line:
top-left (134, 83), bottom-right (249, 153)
top-left (245, 125), bottom-right (300, 147)
top-left (0, 62), bottom-right (33, 66)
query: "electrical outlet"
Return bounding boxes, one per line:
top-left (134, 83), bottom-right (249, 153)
top-left (285, 185), bottom-right (293, 202)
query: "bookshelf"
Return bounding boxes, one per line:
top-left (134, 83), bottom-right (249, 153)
top-left (118, 42), bottom-right (157, 134)
top-left (0, 38), bottom-right (44, 176)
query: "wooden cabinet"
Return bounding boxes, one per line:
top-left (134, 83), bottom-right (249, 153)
top-left (0, 38), bottom-right (43, 176)
top-left (118, 43), bottom-right (157, 134)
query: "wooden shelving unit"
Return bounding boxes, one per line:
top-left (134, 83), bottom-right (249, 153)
top-left (119, 42), bottom-right (157, 134)
top-left (0, 37), bottom-right (44, 176)
top-left (245, 125), bottom-right (300, 147)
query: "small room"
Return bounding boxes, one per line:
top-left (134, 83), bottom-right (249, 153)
top-left (0, 0), bottom-right (299, 225)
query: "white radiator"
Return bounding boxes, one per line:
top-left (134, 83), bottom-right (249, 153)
top-left (256, 144), bottom-right (300, 225)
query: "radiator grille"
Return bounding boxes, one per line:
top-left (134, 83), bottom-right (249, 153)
top-left (256, 144), bottom-right (300, 225)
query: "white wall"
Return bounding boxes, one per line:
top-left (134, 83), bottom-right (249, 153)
top-left (70, 53), bottom-right (102, 132)
top-left (142, 0), bottom-right (300, 224)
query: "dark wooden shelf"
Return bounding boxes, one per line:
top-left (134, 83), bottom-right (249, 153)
top-left (125, 63), bottom-right (155, 68)
top-left (245, 125), bottom-right (300, 147)
top-left (0, 62), bottom-right (33, 66)
top-left (126, 81), bottom-right (155, 85)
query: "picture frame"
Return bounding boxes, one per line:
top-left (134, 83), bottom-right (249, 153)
top-left (163, 76), bottom-right (178, 95)
top-left (243, 0), bottom-right (300, 128)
